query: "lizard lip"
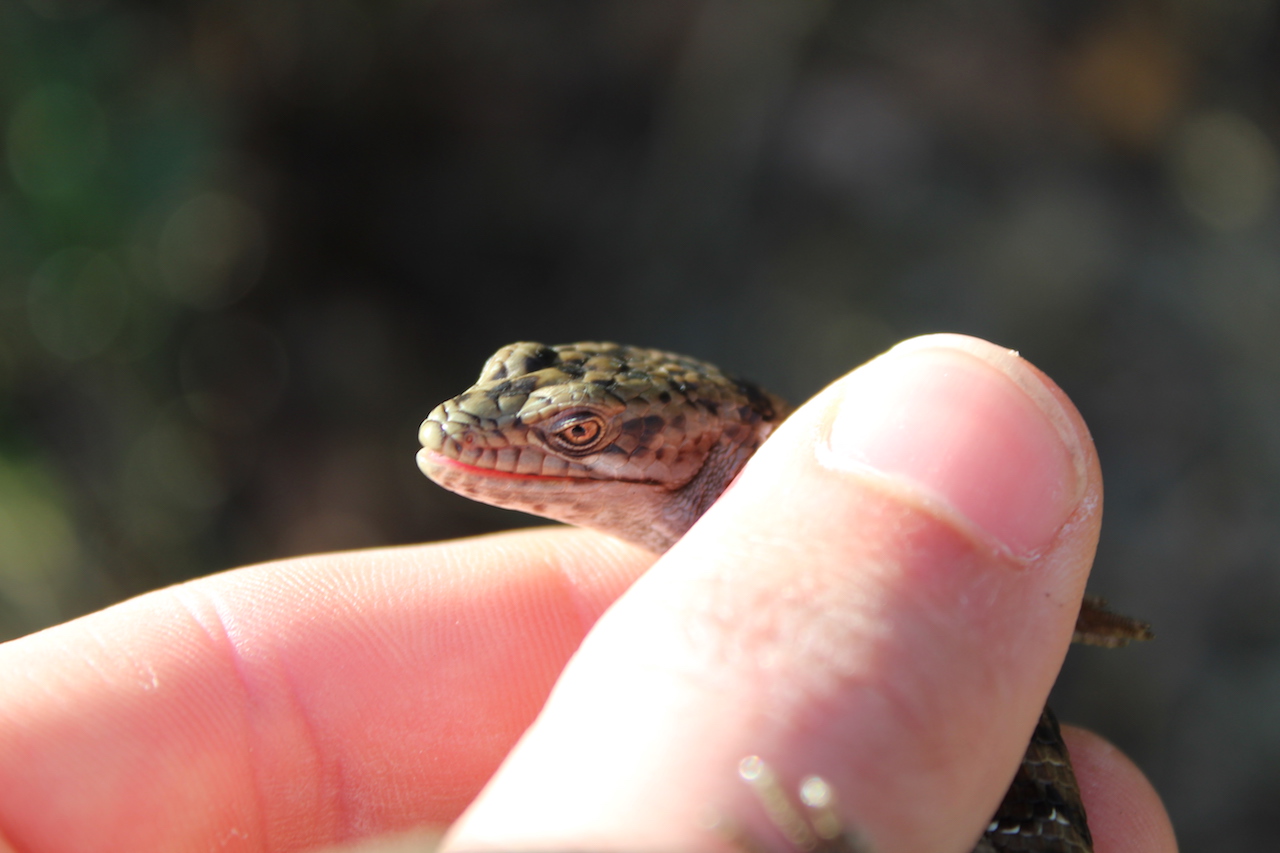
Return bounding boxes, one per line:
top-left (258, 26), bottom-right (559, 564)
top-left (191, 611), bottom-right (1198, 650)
top-left (415, 447), bottom-right (575, 482)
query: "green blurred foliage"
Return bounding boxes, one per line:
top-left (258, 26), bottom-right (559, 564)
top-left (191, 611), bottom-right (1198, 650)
top-left (1, 0), bottom-right (232, 635)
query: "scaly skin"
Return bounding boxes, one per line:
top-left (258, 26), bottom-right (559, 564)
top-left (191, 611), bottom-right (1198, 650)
top-left (418, 341), bottom-right (1151, 853)
top-left (417, 342), bottom-right (788, 553)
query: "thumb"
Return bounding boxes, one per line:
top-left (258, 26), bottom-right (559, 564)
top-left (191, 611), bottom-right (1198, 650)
top-left (446, 334), bottom-right (1102, 853)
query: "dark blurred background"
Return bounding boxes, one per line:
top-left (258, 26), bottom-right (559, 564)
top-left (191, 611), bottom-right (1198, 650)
top-left (1, 0), bottom-right (1276, 848)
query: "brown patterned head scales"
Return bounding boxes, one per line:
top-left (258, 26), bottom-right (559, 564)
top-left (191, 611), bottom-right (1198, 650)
top-left (417, 341), bottom-right (790, 552)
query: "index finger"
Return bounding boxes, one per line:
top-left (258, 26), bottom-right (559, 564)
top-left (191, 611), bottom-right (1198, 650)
top-left (0, 527), bottom-right (651, 852)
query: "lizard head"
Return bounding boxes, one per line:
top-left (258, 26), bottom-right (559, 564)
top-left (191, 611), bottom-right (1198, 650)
top-left (417, 341), bottom-right (790, 553)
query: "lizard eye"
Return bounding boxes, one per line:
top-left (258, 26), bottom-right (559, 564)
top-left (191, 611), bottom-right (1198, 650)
top-left (545, 412), bottom-right (608, 455)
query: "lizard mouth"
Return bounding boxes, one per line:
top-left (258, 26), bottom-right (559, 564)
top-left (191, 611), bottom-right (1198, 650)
top-left (416, 447), bottom-right (667, 490)
top-left (415, 447), bottom-right (577, 483)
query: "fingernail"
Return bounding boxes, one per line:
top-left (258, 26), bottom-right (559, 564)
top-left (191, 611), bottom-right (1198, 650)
top-left (824, 337), bottom-right (1088, 557)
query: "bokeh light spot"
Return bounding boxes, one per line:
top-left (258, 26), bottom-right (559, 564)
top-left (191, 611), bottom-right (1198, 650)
top-left (798, 775), bottom-right (832, 809)
top-left (0, 458), bottom-right (79, 623)
top-left (1170, 110), bottom-right (1280, 231)
top-left (157, 191), bottom-right (268, 308)
top-left (126, 414), bottom-right (227, 512)
top-left (5, 84), bottom-right (109, 201)
top-left (1060, 21), bottom-right (1186, 150)
top-left (27, 247), bottom-right (129, 361)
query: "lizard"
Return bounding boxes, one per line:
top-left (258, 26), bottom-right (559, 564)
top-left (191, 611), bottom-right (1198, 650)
top-left (416, 341), bottom-right (1152, 853)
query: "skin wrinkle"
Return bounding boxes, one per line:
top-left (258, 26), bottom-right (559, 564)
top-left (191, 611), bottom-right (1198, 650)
top-left (77, 626), bottom-right (119, 693)
top-left (253, 556), bottom-right (442, 840)
top-left (263, 636), bottom-right (343, 844)
top-left (168, 584), bottom-right (277, 848)
top-left (541, 534), bottom-right (653, 639)
top-left (813, 447), bottom-right (1026, 564)
top-left (196, 566), bottom-right (430, 846)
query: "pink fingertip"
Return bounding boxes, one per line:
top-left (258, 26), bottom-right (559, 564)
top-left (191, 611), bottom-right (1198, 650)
top-left (824, 338), bottom-right (1088, 558)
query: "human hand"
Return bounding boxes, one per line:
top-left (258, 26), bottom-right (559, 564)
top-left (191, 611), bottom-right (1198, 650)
top-left (0, 335), bottom-right (1176, 853)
